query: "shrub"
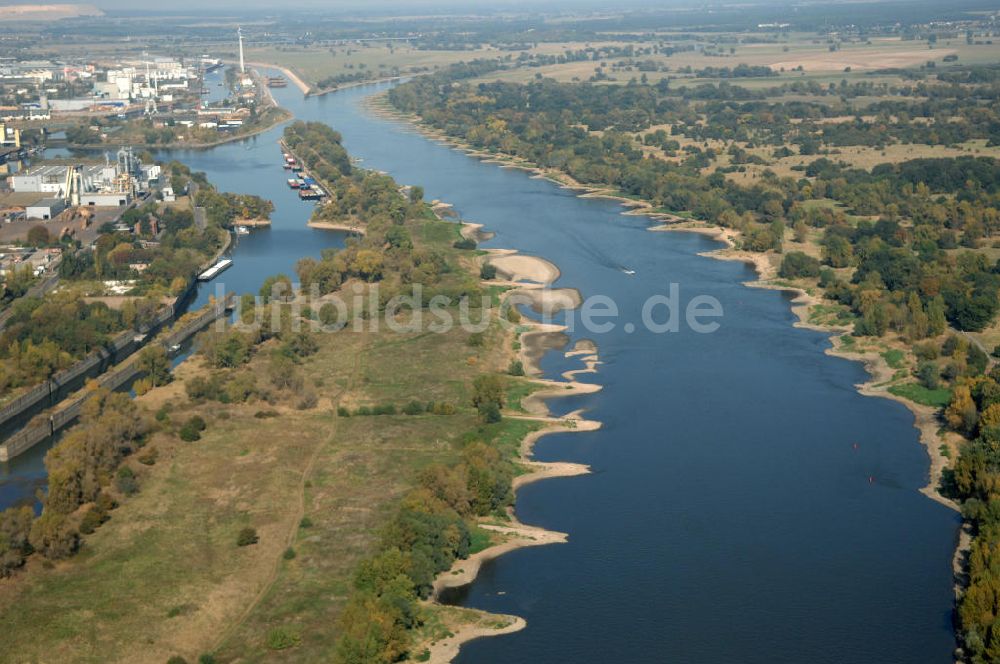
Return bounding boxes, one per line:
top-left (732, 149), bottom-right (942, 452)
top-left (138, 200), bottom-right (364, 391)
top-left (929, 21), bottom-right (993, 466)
top-left (78, 506), bottom-right (108, 535)
top-left (137, 447), bottom-right (159, 466)
top-left (778, 251), bottom-right (821, 279)
top-left (115, 467), bottom-right (139, 496)
top-left (917, 362), bottom-right (940, 390)
top-left (452, 238), bottom-right (477, 250)
top-left (27, 225), bottom-right (50, 247)
top-left (372, 403), bottom-right (396, 416)
top-left (403, 400), bottom-right (424, 415)
top-left (179, 415), bottom-right (207, 442)
top-left (96, 492), bottom-right (118, 513)
top-left (480, 263), bottom-right (497, 280)
top-left (30, 511), bottom-right (79, 559)
top-left (431, 402), bottom-right (456, 416)
top-left (266, 626), bottom-right (301, 650)
top-left (479, 401), bottom-right (502, 424)
top-left (283, 547), bottom-right (297, 560)
top-left (508, 360), bottom-right (525, 376)
top-left (236, 527), bottom-right (259, 547)
top-left (155, 404), bottom-right (171, 422)
top-left (254, 410), bottom-right (280, 419)
top-left (336, 406), bottom-right (351, 417)
top-left (296, 389), bottom-right (318, 410)
top-left (467, 332), bottom-right (484, 347)
top-left (198, 656), bottom-right (216, 664)
top-left (167, 657), bottom-right (188, 664)
top-left (299, 517), bottom-right (313, 528)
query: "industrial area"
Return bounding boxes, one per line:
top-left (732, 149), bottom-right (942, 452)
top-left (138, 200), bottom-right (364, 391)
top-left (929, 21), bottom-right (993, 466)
top-left (0, 27), bottom-right (283, 284)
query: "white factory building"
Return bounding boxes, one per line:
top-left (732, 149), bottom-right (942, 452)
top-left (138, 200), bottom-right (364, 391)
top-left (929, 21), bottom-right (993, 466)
top-left (11, 162), bottom-right (160, 198)
top-left (12, 150), bottom-right (160, 217)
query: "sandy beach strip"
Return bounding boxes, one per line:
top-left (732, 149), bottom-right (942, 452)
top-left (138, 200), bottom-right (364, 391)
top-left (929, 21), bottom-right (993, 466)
top-left (485, 251), bottom-right (560, 285)
top-left (306, 220), bottom-right (366, 234)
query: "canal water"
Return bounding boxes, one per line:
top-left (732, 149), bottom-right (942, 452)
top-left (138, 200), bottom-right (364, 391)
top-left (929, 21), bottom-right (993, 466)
top-left (3, 75), bottom-right (959, 662)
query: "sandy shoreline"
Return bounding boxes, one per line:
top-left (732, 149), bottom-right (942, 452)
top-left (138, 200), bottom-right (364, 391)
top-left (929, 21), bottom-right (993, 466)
top-left (373, 92), bottom-right (956, 512)
top-left (306, 220), bottom-right (366, 234)
top-left (485, 251), bottom-right (560, 285)
top-left (406, 198), bottom-right (602, 659)
top-left (368, 86), bottom-right (967, 657)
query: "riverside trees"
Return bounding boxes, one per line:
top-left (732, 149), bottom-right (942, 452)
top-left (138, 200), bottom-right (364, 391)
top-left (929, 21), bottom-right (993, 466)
top-left (389, 69), bottom-right (1000, 339)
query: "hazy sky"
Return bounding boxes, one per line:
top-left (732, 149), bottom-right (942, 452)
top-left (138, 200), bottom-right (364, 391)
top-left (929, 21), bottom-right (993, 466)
top-left (0, 0), bottom-right (674, 11)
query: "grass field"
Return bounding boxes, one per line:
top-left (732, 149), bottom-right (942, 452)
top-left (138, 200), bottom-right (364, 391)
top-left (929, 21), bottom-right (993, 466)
top-left (0, 293), bottom-right (520, 662)
top-left (470, 34), bottom-right (1000, 87)
top-left (888, 382), bottom-right (953, 408)
top-left (246, 43), bottom-right (498, 88)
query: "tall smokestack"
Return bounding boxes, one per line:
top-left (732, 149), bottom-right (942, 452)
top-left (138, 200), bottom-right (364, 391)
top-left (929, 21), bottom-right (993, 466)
top-left (238, 26), bottom-right (245, 74)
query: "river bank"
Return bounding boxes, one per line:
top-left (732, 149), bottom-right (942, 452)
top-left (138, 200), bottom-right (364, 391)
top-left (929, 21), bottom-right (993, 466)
top-left (407, 203), bottom-right (603, 660)
top-left (248, 60), bottom-right (405, 98)
top-left (367, 91), bottom-right (957, 510)
top-left (367, 88), bottom-right (968, 634)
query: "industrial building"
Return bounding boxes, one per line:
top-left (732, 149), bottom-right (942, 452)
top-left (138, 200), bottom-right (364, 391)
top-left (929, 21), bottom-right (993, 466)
top-left (25, 198), bottom-right (66, 220)
top-left (10, 148), bottom-right (160, 209)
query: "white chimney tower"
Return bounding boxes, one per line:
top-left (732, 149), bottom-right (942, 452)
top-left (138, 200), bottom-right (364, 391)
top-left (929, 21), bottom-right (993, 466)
top-left (238, 26), bottom-right (245, 74)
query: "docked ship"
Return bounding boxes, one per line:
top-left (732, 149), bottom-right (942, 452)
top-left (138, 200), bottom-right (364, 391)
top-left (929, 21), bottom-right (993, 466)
top-left (197, 258), bottom-right (233, 281)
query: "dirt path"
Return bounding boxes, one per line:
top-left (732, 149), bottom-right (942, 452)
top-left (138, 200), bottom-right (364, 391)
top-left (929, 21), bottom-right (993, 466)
top-left (211, 342), bottom-right (367, 652)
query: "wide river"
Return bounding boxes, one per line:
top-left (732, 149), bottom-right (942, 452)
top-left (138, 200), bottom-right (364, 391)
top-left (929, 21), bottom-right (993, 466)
top-left (4, 73), bottom-right (960, 662)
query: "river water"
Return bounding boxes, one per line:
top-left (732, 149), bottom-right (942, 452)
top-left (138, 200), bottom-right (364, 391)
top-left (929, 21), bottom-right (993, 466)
top-left (3, 75), bottom-right (959, 662)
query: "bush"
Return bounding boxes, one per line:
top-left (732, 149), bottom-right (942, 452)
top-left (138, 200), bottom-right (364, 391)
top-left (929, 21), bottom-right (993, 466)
top-left (115, 467), bottom-right (139, 496)
top-left (917, 362), bottom-right (940, 390)
top-left (266, 626), bottom-right (301, 650)
top-left (78, 506), bottom-right (108, 535)
top-left (296, 389), bottom-right (318, 410)
top-left (178, 415), bottom-right (207, 442)
top-left (236, 527), bottom-right (259, 547)
top-left (508, 360), bottom-right (525, 376)
top-left (403, 400), bottom-right (424, 415)
top-left (336, 406), bottom-right (351, 417)
top-left (283, 547), bottom-right (297, 560)
top-left (137, 447), bottom-right (159, 466)
top-left (30, 511), bottom-right (79, 559)
top-left (27, 225), bottom-right (50, 247)
top-left (167, 657), bottom-right (189, 664)
top-left (480, 263), bottom-right (497, 280)
top-left (96, 492), bottom-right (118, 513)
top-left (778, 251), bottom-right (821, 279)
top-left (155, 404), bottom-right (171, 422)
top-left (467, 332), bottom-right (484, 347)
top-left (452, 238), bottom-right (477, 250)
top-left (431, 402), bottom-right (456, 416)
top-left (299, 517), bottom-right (313, 528)
top-left (479, 401), bottom-right (502, 423)
top-left (372, 403), bottom-right (396, 416)
top-left (254, 410), bottom-right (280, 419)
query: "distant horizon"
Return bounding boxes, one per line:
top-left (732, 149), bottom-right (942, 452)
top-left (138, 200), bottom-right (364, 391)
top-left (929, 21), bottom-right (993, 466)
top-left (0, 0), bottom-right (904, 12)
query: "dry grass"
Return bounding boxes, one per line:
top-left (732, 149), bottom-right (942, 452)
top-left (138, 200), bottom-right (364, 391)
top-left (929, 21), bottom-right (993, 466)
top-left (0, 299), bottom-right (514, 662)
